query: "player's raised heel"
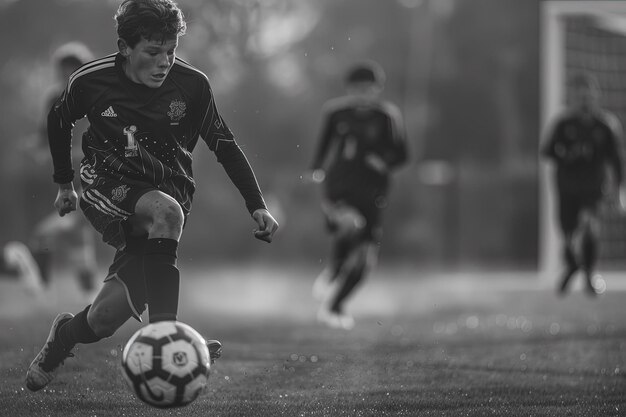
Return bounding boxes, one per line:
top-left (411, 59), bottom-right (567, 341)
top-left (206, 339), bottom-right (222, 364)
top-left (25, 312), bottom-right (75, 391)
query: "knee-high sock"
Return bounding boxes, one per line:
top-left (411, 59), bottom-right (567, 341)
top-left (144, 238), bottom-right (179, 323)
top-left (581, 231), bottom-right (597, 275)
top-left (329, 243), bottom-right (370, 313)
top-left (329, 236), bottom-right (353, 282)
top-left (57, 305), bottom-right (101, 350)
top-left (563, 243), bottom-right (578, 271)
top-left (329, 261), bottom-right (367, 313)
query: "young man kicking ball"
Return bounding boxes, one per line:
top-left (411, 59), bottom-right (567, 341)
top-left (26, 0), bottom-right (278, 391)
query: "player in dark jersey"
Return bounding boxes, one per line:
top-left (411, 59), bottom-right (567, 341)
top-left (26, 0), bottom-right (278, 392)
top-left (1, 44), bottom-right (97, 296)
top-left (21, 42), bottom-right (98, 295)
top-left (542, 72), bottom-right (626, 296)
top-left (309, 61), bottom-right (407, 329)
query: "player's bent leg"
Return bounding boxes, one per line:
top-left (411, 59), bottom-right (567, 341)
top-left (88, 279), bottom-right (135, 337)
top-left (579, 211), bottom-right (602, 295)
top-left (319, 241), bottom-right (376, 330)
top-left (558, 239), bottom-right (579, 295)
top-left (130, 191), bottom-right (184, 323)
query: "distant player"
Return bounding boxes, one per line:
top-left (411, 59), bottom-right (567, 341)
top-left (542, 71), bottom-right (626, 296)
top-left (26, 0), bottom-right (278, 392)
top-left (20, 42), bottom-right (98, 295)
top-left (309, 61), bottom-right (408, 329)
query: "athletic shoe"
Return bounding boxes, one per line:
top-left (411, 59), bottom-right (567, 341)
top-left (4, 241), bottom-right (44, 295)
top-left (317, 307), bottom-right (355, 331)
top-left (586, 274), bottom-right (606, 296)
top-left (206, 339), bottom-right (222, 365)
top-left (25, 313), bottom-right (74, 391)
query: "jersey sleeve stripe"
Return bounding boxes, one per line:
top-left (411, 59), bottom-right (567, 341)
top-left (68, 55), bottom-right (116, 90)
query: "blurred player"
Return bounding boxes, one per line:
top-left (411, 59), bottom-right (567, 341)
top-left (309, 61), bottom-right (408, 329)
top-left (26, 0), bottom-right (278, 392)
top-left (22, 42), bottom-right (98, 296)
top-left (542, 71), bottom-right (626, 296)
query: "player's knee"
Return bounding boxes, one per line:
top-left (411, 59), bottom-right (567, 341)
top-left (151, 200), bottom-right (184, 237)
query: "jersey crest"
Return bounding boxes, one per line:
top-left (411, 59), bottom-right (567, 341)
top-left (111, 184), bottom-right (130, 203)
top-left (167, 99), bottom-right (187, 124)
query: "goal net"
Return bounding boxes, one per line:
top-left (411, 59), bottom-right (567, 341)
top-left (541, 1), bottom-right (626, 279)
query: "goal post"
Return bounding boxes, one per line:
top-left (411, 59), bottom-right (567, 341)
top-left (540, 1), bottom-right (626, 282)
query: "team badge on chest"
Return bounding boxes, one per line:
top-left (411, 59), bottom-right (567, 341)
top-left (167, 99), bottom-right (187, 125)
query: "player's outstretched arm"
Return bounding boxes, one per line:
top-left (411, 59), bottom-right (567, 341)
top-left (54, 182), bottom-right (78, 217)
top-left (252, 209), bottom-right (279, 243)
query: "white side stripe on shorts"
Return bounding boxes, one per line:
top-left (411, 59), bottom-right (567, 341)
top-left (83, 190), bottom-right (132, 218)
top-left (90, 189), bottom-right (133, 216)
top-left (83, 192), bottom-right (124, 218)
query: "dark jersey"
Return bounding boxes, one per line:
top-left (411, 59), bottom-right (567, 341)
top-left (48, 53), bottom-right (266, 215)
top-left (311, 95), bottom-right (407, 195)
top-left (542, 110), bottom-right (623, 196)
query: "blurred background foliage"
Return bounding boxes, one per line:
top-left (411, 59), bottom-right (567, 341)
top-left (0, 0), bottom-right (539, 270)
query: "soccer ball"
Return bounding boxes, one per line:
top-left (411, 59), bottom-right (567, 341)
top-left (121, 321), bottom-right (210, 408)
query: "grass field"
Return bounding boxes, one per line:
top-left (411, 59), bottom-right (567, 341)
top-left (0, 265), bottom-right (625, 416)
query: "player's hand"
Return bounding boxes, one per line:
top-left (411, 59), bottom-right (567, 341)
top-left (54, 184), bottom-right (78, 217)
top-left (252, 208), bottom-right (279, 243)
top-left (365, 154), bottom-right (388, 174)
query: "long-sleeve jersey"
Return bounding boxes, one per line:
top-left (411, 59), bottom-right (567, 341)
top-left (48, 53), bottom-right (266, 215)
top-left (311, 95), bottom-right (408, 194)
top-left (542, 109), bottom-right (624, 195)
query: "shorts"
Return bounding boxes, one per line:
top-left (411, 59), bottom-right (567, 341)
top-left (79, 171), bottom-right (154, 251)
top-left (324, 186), bottom-right (386, 242)
top-left (557, 189), bottom-right (602, 234)
top-left (103, 235), bottom-right (149, 321)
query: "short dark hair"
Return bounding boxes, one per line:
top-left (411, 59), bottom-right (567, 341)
top-left (114, 0), bottom-right (186, 48)
top-left (345, 61), bottom-right (386, 86)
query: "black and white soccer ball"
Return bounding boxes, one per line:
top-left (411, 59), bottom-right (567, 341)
top-left (121, 321), bottom-right (210, 408)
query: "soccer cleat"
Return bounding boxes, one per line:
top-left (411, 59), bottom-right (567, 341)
top-left (317, 307), bottom-right (355, 331)
top-left (4, 241), bottom-right (44, 295)
top-left (206, 339), bottom-right (222, 365)
top-left (585, 274), bottom-right (606, 296)
top-left (25, 313), bottom-right (75, 391)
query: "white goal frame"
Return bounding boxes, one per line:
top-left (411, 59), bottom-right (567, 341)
top-left (539, 1), bottom-right (626, 280)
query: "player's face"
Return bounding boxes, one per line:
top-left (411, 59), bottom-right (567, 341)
top-left (119, 36), bottom-right (178, 89)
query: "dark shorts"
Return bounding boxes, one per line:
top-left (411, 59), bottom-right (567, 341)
top-left (557, 189), bottom-right (602, 234)
top-left (324, 185), bottom-right (386, 242)
top-left (79, 167), bottom-right (154, 251)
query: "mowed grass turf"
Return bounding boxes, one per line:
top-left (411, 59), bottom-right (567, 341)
top-left (0, 265), bottom-right (625, 416)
